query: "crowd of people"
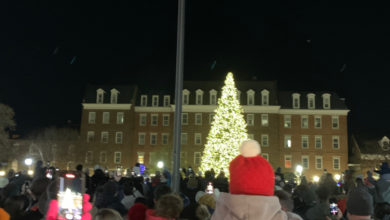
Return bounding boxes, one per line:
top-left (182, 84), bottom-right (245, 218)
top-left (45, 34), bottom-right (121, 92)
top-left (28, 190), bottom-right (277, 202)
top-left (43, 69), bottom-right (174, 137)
top-left (0, 140), bottom-right (388, 219)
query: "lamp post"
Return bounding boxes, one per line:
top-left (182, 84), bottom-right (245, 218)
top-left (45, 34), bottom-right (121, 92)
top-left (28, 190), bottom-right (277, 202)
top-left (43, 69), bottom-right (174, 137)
top-left (157, 161), bottom-right (164, 169)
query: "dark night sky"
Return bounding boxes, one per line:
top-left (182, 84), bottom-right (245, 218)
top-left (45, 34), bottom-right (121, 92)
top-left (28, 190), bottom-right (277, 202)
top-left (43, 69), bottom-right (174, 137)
top-left (1, 1), bottom-right (390, 135)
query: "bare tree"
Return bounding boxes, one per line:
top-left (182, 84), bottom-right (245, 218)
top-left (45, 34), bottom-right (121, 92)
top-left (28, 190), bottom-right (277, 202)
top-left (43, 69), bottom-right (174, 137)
top-left (0, 104), bottom-right (16, 162)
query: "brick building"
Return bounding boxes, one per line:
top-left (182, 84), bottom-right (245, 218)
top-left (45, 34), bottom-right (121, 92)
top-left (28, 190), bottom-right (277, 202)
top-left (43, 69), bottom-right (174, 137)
top-left (80, 80), bottom-right (349, 179)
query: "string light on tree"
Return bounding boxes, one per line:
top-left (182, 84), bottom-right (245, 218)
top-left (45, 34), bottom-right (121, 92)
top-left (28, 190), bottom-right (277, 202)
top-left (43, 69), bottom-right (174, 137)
top-left (199, 72), bottom-right (248, 176)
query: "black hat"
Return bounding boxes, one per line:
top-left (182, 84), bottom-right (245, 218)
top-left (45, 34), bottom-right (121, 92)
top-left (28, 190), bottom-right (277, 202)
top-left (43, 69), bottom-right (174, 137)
top-left (347, 187), bottom-right (373, 216)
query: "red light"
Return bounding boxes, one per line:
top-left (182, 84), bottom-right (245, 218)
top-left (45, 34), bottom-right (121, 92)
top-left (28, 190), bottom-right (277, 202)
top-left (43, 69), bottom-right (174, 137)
top-left (65, 173), bottom-right (75, 179)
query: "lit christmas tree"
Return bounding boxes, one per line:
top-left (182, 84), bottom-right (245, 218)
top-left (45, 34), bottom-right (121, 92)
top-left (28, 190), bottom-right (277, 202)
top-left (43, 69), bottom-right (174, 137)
top-left (199, 72), bottom-right (248, 176)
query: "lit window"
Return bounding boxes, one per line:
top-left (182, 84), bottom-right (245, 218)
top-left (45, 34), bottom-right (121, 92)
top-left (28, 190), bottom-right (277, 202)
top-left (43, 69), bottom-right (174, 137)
top-left (114, 152), bottom-right (121, 164)
top-left (302, 156), bottom-right (309, 169)
top-left (163, 95), bottom-right (170, 107)
top-left (194, 152), bottom-right (201, 166)
top-left (181, 133), bottom-right (187, 145)
top-left (301, 116), bottom-right (308, 128)
top-left (138, 133), bottom-right (145, 145)
top-left (117, 112), bottom-right (124, 124)
top-left (150, 133), bottom-right (157, 145)
top-left (261, 114), bottom-right (269, 126)
top-left (162, 133), bottom-right (169, 145)
top-left (333, 136), bottom-right (340, 149)
top-left (115, 132), bottom-right (123, 144)
top-left (261, 89), bottom-right (269, 106)
top-left (292, 93), bottom-right (300, 109)
top-left (139, 114), bottom-right (147, 126)
top-left (137, 152), bottom-right (145, 164)
top-left (307, 93), bottom-right (315, 109)
top-left (101, 131), bottom-right (109, 143)
top-left (196, 89), bottom-right (204, 105)
top-left (181, 113), bottom-right (188, 125)
top-left (322, 93), bottom-right (331, 109)
top-left (210, 89), bottom-right (217, 105)
top-left (315, 156), bottom-right (323, 169)
top-left (151, 114), bottom-right (158, 126)
top-left (247, 90), bottom-right (255, 105)
top-left (194, 133), bottom-right (202, 145)
top-left (140, 95), bottom-right (147, 106)
top-left (284, 155), bottom-right (292, 168)
top-left (96, 88), bottom-right (104, 104)
top-left (261, 134), bottom-right (269, 147)
top-left (247, 114), bottom-right (254, 126)
top-left (315, 136), bottom-right (322, 149)
top-left (301, 135), bottom-right (309, 149)
top-left (284, 115), bottom-right (291, 128)
top-left (262, 153), bottom-right (269, 161)
top-left (195, 113), bottom-right (202, 125)
top-left (152, 95), bottom-right (159, 107)
top-left (209, 113), bottom-right (215, 124)
top-left (85, 151), bottom-right (93, 163)
top-left (102, 112), bottom-right (110, 124)
top-left (332, 116), bottom-right (339, 129)
top-left (88, 112), bottom-right (96, 124)
top-left (110, 89), bottom-right (119, 104)
top-left (183, 89), bottom-right (190, 105)
top-left (284, 135), bottom-right (292, 148)
top-left (333, 156), bottom-right (340, 170)
top-left (163, 114), bottom-right (170, 126)
top-left (87, 131), bottom-right (95, 143)
top-left (100, 151), bottom-right (107, 163)
top-left (314, 116), bottom-right (321, 128)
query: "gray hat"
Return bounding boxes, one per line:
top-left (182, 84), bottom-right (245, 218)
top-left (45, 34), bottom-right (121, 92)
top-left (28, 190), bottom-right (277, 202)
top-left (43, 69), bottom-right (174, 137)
top-left (347, 187), bottom-right (373, 216)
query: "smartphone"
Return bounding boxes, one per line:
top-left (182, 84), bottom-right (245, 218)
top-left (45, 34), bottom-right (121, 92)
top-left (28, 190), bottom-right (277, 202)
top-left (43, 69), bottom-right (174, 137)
top-left (206, 182), bottom-right (214, 194)
top-left (57, 172), bottom-right (83, 220)
top-left (330, 203), bottom-right (338, 215)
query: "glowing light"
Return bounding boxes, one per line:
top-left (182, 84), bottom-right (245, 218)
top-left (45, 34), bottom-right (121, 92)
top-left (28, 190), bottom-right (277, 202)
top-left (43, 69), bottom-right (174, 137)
top-left (157, 161), bottom-right (164, 169)
top-left (27, 170), bottom-right (34, 176)
top-left (313, 176), bottom-right (320, 182)
top-left (24, 158), bottom-right (33, 166)
top-left (287, 140), bottom-right (291, 148)
top-left (0, 171), bottom-right (5, 176)
top-left (296, 165), bottom-right (303, 174)
top-left (335, 174), bottom-right (341, 181)
top-left (65, 173), bottom-right (75, 179)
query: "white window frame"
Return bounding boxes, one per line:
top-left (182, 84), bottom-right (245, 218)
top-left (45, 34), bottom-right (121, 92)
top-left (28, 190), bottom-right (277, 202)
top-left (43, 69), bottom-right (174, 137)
top-left (262, 153), bottom-right (269, 161)
top-left (139, 114), bottom-right (147, 126)
top-left (152, 95), bottom-right (159, 107)
top-left (163, 114), bottom-right (170, 126)
top-left (301, 135), bottom-right (309, 149)
top-left (261, 114), bottom-right (269, 127)
top-left (115, 132), bottom-right (123, 144)
top-left (292, 93), bottom-right (300, 109)
top-left (333, 156), bottom-right (340, 170)
top-left (209, 113), bottom-right (215, 124)
top-left (194, 152), bottom-right (201, 166)
top-left (247, 89), bottom-right (255, 105)
top-left (100, 151), bottom-right (107, 163)
top-left (181, 113), bottom-right (188, 125)
top-left (138, 133), bottom-right (145, 145)
top-left (87, 131), bottom-right (94, 143)
top-left (88, 112), bottom-right (96, 124)
top-left (196, 89), bottom-right (204, 105)
top-left (114, 152), bottom-right (121, 164)
top-left (284, 155), bottom-right (292, 169)
top-left (307, 93), bottom-right (315, 109)
top-left (163, 95), bottom-right (170, 107)
top-left (315, 135), bottom-right (322, 149)
top-left (183, 89), bottom-right (190, 105)
top-left (315, 156), bottom-right (323, 170)
top-left (150, 133), bottom-right (157, 145)
top-left (332, 136), bottom-right (340, 149)
top-left (302, 155), bottom-right (309, 169)
top-left (284, 115), bottom-right (291, 128)
top-left (261, 89), bottom-right (269, 106)
top-left (301, 115), bottom-right (308, 128)
top-left (194, 133), bottom-right (202, 145)
top-left (96, 88), bottom-right (104, 104)
top-left (314, 115), bottom-right (322, 128)
top-left (101, 131), bottom-right (109, 143)
top-left (140, 95), bottom-right (147, 106)
top-left (284, 135), bottom-right (292, 148)
top-left (210, 89), bottom-right (217, 105)
top-left (332, 116), bottom-right (339, 129)
top-left (151, 114), bottom-right (158, 126)
top-left (116, 112), bottom-right (124, 124)
top-left (110, 89), bottom-right (119, 104)
top-left (195, 113), bottom-right (202, 125)
top-left (102, 112), bottom-right (110, 124)
top-left (247, 114), bottom-right (254, 126)
top-left (162, 133), bottom-right (169, 145)
top-left (322, 93), bottom-right (331, 109)
top-left (85, 151), bottom-right (93, 163)
top-left (261, 134), bottom-right (269, 147)
top-left (181, 133), bottom-right (188, 145)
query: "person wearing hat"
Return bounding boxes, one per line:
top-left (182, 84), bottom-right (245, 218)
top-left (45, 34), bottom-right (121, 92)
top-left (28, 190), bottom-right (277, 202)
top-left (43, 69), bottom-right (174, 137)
top-left (211, 140), bottom-right (287, 220)
top-left (346, 187), bottom-right (373, 220)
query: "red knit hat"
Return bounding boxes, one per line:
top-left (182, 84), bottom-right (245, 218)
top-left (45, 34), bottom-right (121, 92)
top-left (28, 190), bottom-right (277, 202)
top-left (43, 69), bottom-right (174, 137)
top-left (128, 203), bottom-right (147, 220)
top-left (229, 140), bottom-right (275, 196)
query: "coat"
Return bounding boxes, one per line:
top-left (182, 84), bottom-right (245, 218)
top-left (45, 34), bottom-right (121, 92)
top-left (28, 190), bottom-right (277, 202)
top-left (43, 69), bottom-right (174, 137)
top-left (211, 192), bottom-right (287, 220)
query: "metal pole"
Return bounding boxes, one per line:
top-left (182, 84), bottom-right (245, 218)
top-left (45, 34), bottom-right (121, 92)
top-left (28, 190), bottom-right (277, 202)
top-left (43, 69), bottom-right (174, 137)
top-left (172, 0), bottom-right (186, 193)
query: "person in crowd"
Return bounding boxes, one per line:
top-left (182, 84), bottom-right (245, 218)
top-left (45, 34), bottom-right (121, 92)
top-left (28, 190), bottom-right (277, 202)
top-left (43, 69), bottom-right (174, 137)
top-left (23, 178), bottom-right (50, 219)
top-left (346, 186), bottom-right (373, 220)
top-left (2, 195), bottom-right (27, 220)
top-left (95, 180), bottom-right (126, 216)
top-left (32, 161), bottom-right (45, 181)
top-left (89, 166), bottom-right (108, 201)
top-left (211, 140), bottom-right (287, 220)
top-left (275, 190), bottom-right (303, 220)
top-left (94, 208), bottom-right (123, 220)
top-left (145, 193), bottom-right (184, 220)
top-left (128, 197), bottom-right (148, 220)
top-left (196, 204), bottom-right (211, 220)
top-left (121, 179), bottom-right (143, 210)
top-left (0, 207), bottom-right (10, 220)
top-left (305, 185), bottom-right (342, 220)
top-left (213, 171), bottom-right (228, 193)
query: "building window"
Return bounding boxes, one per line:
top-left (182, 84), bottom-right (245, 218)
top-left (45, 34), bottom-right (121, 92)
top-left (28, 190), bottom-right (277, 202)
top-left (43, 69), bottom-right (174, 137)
top-left (284, 135), bottom-right (292, 148)
top-left (102, 112), bottom-right (110, 124)
top-left (195, 133), bottom-right (202, 145)
top-left (114, 152), bottom-right (121, 164)
top-left (138, 133), bottom-right (145, 145)
top-left (292, 93), bottom-right (300, 109)
top-left (117, 112), bottom-right (124, 124)
top-left (101, 132), bottom-right (109, 143)
top-left (284, 155), bottom-right (292, 169)
top-left (247, 114), bottom-right (254, 126)
top-left (140, 95), bottom-right (147, 106)
top-left (162, 133), bottom-right (169, 145)
top-left (181, 113), bottom-right (188, 125)
top-left (110, 89), bottom-right (119, 104)
top-left (262, 153), bottom-right (269, 161)
top-left (302, 155), bottom-right (309, 169)
top-left (96, 89), bottom-right (104, 104)
top-left (315, 156), bottom-right (323, 169)
top-left (322, 93), bottom-right (331, 109)
top-left (261, 134), bottom-right (269, 147)
top-left (314, 116), bottom-right (321, 128)
top-left (85, 151), bottom-right (93, 163)
top-left (301, 135), bottom-right (309, 149)
top-left (152, 95), bottom-right (159, 107)
top-left (181, 133), bottom-right (187, 145)
top-left (307, 93), bottom-right (315, 109)
top-left (301, 116), bottom-right (308, 128)
top-left (261, 114), bottom-right (269, 127)
top-left (209, 113), bottom-right (215, 124)
top-left (261, 89), bottom-right (269, 106)
top-left (315, 136), bottom-right (322, 149)
top-left (88, 112), bottom-right (96, 124)
top-left (195, 113), bottom-right (202, 125)
top-left (210, 89), bottom-right (217, 105)
top-left (163, 95), bottom-right (170, 107)
top-left (100, 151), bottom-right (107, 163)
top-left (137, 152), bottom-right (145, 164)
top-left (150, 133), bottom-right (157, 145)
top-left (115, 132), bottom-right (123, 144)
top-left (333, 136), bottom-right (340, 149)
top-left (247, 89), bottom-right (255, 105)
top-left (196, 89), bottom-right (203, 105)
top-left (163, 114), bottom-right (170, 126)
top-left (194, 152), bottom-right (201, 166)
top-left (140, 114), bottom-right (147, 126)
top-left (284, 115), bottom-right (291, 128)
top-left (333, 156), bottom-right (340, 170)
top-left (248, 133), bottom-right (254, 140)
top-left (183, 89), bottom-right (190, 105)
top-left (87, 131), bottom-right (95, 142)
top-left (332, 116), bottom-right (339, 129)
top-left (151, 114), bottom-right (158, 126)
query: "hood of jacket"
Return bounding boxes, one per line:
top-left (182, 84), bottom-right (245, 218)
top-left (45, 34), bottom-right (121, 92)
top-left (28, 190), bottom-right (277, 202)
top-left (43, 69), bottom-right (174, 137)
top-left (211, 192), bottom-right (287, 220)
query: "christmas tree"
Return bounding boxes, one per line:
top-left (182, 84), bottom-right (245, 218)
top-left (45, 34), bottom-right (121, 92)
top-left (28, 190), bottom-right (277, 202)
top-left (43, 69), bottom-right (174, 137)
top-left (199, 72), bottom-right (248, 176)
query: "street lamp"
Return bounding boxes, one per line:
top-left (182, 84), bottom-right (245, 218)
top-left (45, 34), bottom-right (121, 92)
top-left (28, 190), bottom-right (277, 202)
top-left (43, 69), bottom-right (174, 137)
top-left (335, 174), bottom-right (341, 181)
top-left (313, 175), bottom-right (320, 183)
top-left (25, 158), bottom-right (33, 166)
top-left (157, 161), bottom-right (164, 169)
top-left (296, 165), bottom-right (303, 184)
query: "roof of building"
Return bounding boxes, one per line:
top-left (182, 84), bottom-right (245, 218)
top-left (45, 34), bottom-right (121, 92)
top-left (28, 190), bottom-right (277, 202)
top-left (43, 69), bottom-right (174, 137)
top-left (278, 91), bottom-right (348, 109)
top-left (83, 84), bottom-right (138, 104)
top-left (353, 133), bottom-right (390, 154)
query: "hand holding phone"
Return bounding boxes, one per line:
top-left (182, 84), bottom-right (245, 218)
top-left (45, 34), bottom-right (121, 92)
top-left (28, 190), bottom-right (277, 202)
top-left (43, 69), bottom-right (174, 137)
top-left (330, 203), bottom-right (338, 215)
top-left (57, 172), bottom-right (83, 220)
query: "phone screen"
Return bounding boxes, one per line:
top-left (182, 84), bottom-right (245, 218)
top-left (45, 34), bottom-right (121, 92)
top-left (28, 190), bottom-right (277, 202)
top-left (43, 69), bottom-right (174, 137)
top-left (57, 173), bottom-right (83, 220)
top-left (330, 203), bottom-right (338, 215)
top-left (206, 182), bottom-right (214, 194)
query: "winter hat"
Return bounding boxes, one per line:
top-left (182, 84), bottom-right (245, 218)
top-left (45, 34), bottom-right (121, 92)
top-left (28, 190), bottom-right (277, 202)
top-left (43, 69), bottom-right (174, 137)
top-left (0, 208), bottom-right (10, 220)
top-left (198, 194), bottom-right (216, 210)
top-left (128, 203), bottom-right (147, 220)
top-left (347, 187), bottom-right (373, 216)
top-left (229, 140), bottom-right (275, 196)
top-left (0, 177), bottom-right (9, 188)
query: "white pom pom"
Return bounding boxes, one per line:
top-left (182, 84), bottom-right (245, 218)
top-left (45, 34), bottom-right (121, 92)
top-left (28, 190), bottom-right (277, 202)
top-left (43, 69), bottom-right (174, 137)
top-left (240, 140), bottom-right (261, 157)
